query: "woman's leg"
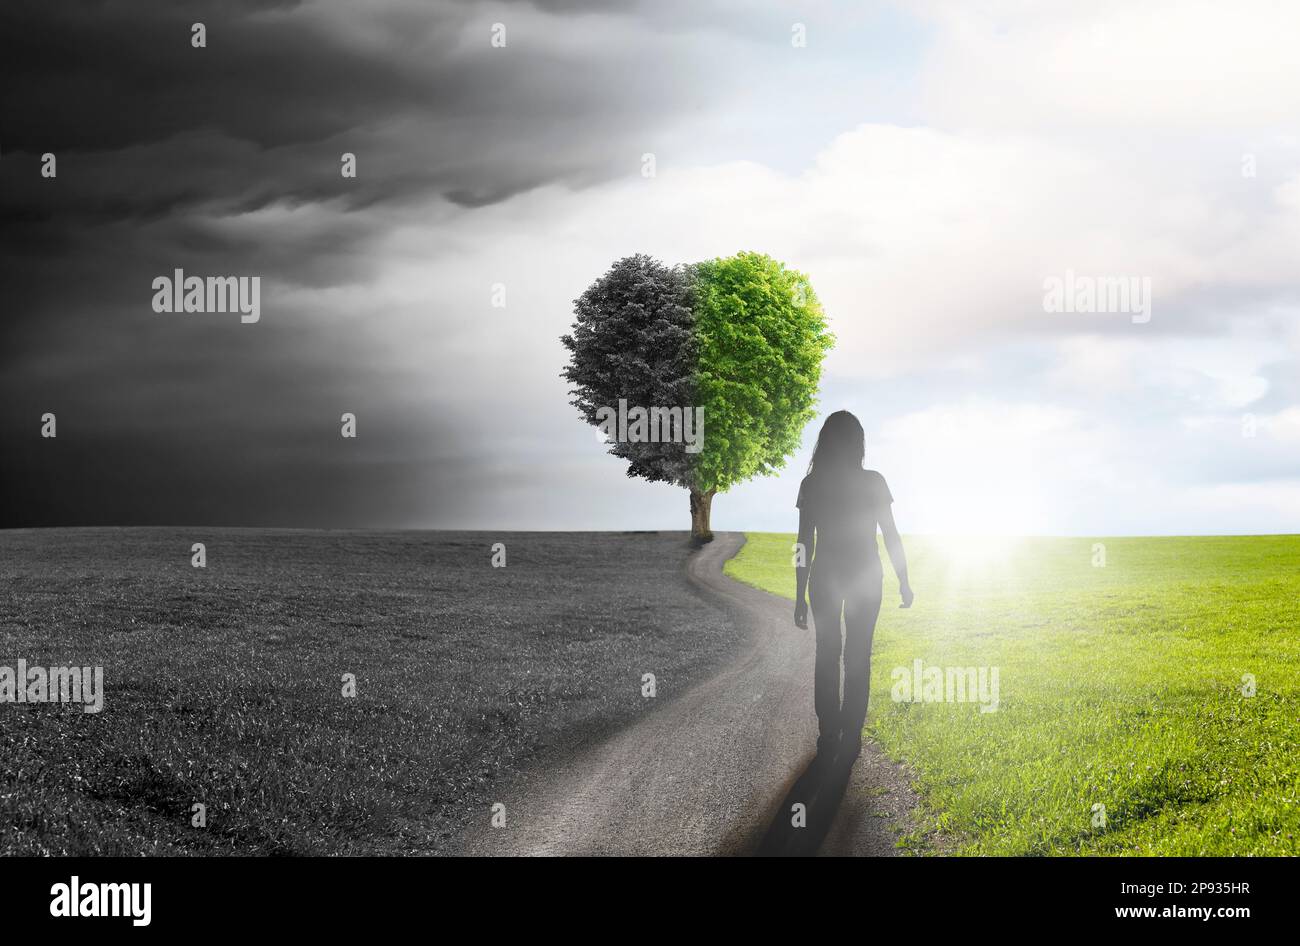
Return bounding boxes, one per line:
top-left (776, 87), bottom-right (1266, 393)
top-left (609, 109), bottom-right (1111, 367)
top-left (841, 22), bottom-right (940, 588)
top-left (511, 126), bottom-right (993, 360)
top-left (839, 582), bottom-right (883, 759)
top-left (809, 573), bottom-right (845, 754)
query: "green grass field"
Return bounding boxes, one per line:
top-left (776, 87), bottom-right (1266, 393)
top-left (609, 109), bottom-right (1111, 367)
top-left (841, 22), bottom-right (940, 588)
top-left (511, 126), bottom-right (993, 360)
top-left (726, 533), bottom-right (1300, 855)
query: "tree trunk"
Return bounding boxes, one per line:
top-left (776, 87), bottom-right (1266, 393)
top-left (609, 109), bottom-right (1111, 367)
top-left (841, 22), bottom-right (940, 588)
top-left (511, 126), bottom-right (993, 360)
top-left (689, 487), bottom-right (715, 545)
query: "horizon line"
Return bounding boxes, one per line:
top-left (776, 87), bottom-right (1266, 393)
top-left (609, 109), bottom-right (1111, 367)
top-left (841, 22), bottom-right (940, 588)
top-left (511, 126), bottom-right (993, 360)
top-left (2, 525), bottom-right (1297, 540)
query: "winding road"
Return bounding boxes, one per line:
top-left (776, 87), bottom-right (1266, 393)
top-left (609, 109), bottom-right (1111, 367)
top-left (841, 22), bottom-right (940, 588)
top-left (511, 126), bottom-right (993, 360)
top-left (464, 532), bottom-right (918, 856)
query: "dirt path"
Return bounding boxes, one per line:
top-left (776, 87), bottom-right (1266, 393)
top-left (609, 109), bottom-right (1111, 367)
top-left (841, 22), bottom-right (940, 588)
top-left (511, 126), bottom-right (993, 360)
top-left (463, 532), bottom-right (920, 856)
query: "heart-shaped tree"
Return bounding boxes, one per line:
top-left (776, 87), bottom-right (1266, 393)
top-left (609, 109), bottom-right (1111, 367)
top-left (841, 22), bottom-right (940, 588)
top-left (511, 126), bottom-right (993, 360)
top-left (562, 251), bottom-right (834, 543)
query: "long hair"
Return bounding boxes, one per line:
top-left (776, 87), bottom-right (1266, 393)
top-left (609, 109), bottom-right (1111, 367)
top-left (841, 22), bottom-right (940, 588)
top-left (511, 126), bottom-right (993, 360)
top-left (806, 410), bottom-right (865, 477)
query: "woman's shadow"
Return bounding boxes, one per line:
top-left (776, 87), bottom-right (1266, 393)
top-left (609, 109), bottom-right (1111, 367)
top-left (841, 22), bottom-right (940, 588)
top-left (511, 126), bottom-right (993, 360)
top-left (753, 751), bottom-right (855, 856)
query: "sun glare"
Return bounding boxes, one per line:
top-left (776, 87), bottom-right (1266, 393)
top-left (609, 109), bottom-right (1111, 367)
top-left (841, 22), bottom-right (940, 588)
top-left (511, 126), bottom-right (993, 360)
top-left (921, 532), bottom-right (1030, 589)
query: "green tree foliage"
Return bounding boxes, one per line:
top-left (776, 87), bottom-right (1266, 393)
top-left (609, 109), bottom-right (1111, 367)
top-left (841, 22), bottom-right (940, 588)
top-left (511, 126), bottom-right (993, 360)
top-left (691, 251), bottom-right (834, 497)
top-left (561, 251), bottom-right (834, 542)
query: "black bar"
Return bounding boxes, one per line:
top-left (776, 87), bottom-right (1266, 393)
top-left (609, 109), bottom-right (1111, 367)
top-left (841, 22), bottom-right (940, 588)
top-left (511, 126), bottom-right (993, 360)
top-left (0, 855), bottom-right (1274, 932)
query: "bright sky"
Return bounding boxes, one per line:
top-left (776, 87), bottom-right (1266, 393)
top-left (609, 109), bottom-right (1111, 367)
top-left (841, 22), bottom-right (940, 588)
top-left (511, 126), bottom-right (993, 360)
top-left (416, 0), bottom-right (1300, 536)
top-left (6, 0), bottom-right (1299, 535)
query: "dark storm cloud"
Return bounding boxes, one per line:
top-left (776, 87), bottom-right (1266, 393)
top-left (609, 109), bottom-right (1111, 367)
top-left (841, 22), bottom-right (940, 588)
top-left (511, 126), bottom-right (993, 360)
top-left (0, 0), bottom-right (718, 221)
top-left (0, 0), bottom-right (735, 527)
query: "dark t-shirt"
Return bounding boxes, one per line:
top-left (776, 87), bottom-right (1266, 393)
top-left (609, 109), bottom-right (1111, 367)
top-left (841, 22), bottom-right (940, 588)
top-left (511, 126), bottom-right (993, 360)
top-left (796, 468), bottom-right (893, 573)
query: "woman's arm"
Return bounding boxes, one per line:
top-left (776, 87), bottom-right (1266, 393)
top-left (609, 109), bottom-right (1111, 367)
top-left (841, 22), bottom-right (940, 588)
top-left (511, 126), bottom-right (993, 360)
top-left (878, 505), bottom-right (914, 608)
top-left (794, 506), bottom-right (814, 627)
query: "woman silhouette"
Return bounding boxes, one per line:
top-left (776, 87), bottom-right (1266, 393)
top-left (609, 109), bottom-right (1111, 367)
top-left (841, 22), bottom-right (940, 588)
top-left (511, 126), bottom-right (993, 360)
top-left (794, 411), bottom-right (912, 767)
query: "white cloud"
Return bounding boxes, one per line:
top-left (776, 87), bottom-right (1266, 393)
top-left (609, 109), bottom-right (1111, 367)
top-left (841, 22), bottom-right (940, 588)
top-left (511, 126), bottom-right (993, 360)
top-left (243, 1), bottom-right (1300, 534)
top-left (914, 0), bottom-right (1300, 132)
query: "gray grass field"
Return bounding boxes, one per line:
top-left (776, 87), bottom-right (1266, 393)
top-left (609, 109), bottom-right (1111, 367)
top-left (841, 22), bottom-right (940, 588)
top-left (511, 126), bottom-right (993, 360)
top-left (0, 528), bottom-right (746, 855)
